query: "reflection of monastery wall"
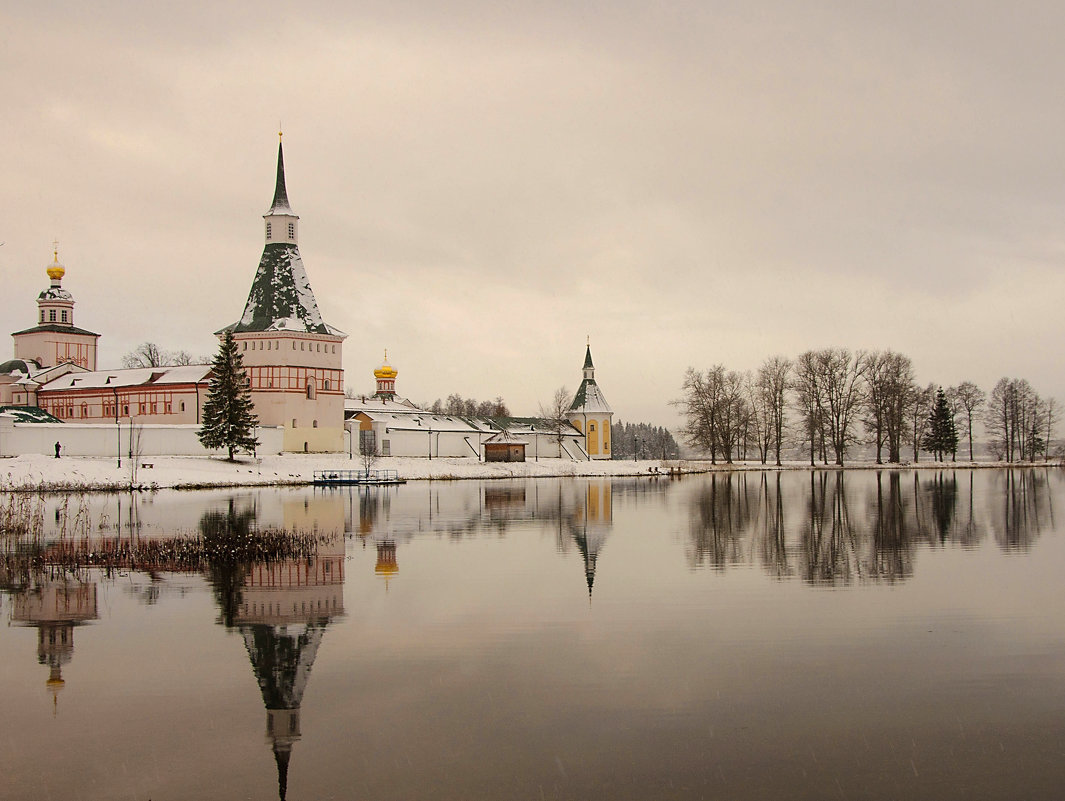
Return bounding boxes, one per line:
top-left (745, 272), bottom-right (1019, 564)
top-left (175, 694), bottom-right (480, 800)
top-left (342, 478), bottom-right (617, 542)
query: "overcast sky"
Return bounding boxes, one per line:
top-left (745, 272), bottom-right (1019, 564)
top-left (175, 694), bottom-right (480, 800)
top-left (4, 1), bottom-right (1065, 426)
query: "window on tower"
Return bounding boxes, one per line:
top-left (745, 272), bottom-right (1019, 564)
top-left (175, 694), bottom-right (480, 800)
top-left (61, 310), bottom-right (67, 322)
top-left (49, 310), bottom-right (56, 322)
top-left (266, 222), bottom-right (272, 239)
top-left (39, 310), bottom-right (44, 323)
top-left (288, 222), bottom-right (295, 239)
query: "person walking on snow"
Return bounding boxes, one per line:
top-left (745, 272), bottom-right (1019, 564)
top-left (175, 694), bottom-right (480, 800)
top-left (54, 441), bottom-right (61, 458)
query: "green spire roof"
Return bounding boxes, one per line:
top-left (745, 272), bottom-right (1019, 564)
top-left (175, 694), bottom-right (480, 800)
top-left (231, 243), bottom-right (333, 334)
top-left (268, 141), bottom-right (292, 215)
top-left (583, 345), bottom-right (594, 369)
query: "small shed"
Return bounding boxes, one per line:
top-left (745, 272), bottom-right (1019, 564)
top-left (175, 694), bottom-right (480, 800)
top-left (483, 429), bottom-right (527, 462)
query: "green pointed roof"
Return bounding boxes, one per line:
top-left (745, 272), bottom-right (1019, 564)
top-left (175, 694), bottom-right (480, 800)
top-left (268, 141), bottom-right (293, 215)
top-left (230, 244), bottom-right (334, 334)
top-left (583, 345), bottom-right (594, 370)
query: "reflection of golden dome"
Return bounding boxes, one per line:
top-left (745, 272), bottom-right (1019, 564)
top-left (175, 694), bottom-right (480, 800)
top-left (374, 562), bottom-right (398, 577)
top-left (373, 349), bottom-right (397, 380)
top-left (46, 249), bottom-right (65, 281)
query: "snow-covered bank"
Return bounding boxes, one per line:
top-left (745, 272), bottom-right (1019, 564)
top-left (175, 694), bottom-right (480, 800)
top-left (0, 453), bottom-right (1059, 493)
top-left (0, 453), bottom-right (675, 492)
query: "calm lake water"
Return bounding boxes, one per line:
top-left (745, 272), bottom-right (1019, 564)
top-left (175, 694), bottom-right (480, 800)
top-left (2, 469), bottom-right (1064, 800)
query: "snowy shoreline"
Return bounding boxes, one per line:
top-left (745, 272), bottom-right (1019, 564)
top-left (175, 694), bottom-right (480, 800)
top-left (0, 453), bottom-right (1060, 494)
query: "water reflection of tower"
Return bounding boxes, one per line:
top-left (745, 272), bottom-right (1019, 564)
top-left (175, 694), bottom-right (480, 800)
top-left (12, 574), bottom-right (98, 713)
top-left (570, 481), bottom-right (613, 598)
top-left (374, 537), bottom-right (398, 589)
top-left (233, 539), bottom-right (345, 801)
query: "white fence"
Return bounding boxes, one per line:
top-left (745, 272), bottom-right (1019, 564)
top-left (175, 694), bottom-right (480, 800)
top-left (0, 415), bottom-right (285, 458)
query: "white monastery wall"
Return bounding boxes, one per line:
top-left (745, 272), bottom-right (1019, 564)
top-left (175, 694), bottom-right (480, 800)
top-left (0, 417), bottom-right (284, 458)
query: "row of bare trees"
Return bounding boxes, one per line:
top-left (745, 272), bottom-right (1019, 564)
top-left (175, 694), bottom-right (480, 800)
top-left (675, 348), bottom-right (1058, 466)
top-left (122, 342), bottom-right (201, 368)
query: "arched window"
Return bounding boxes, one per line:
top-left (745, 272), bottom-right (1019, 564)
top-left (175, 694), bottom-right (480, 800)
top-left (312, 420), bottom-right (318, 428)
top-left (306, 381), bottom-right (316, 400)
top-left (324, 379), bottom-right (330, 391)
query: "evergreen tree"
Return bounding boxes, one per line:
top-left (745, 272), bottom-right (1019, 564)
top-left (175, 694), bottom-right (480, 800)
top-left (921, 387), bottom-right (958, 462)
top-left (199, 329), bottom-right (259, 460)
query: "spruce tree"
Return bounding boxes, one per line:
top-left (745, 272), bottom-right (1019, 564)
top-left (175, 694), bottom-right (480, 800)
top-left (199, 329), bottom-right (259, 460)
top-left (922, 387), bottom-right (958, 462)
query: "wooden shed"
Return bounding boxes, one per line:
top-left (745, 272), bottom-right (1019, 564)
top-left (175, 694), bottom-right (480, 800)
top-left (483, 429), bottom-right (527, 462)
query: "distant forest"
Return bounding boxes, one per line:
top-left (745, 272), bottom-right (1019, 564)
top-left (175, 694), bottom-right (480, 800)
top-left (610, 421), bottom-right (680, 460)
top-left (675, 348), bottom-right (1058, 466)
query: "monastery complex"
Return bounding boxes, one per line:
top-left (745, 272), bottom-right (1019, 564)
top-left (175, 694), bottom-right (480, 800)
top-left (0, 138), bottom-right (613, 461)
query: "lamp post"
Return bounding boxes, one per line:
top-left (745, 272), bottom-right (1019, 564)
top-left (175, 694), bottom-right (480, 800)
top-left (427, 421), bottom-right (432, 460)
top-left (113, 388), bottom-right (121, 468)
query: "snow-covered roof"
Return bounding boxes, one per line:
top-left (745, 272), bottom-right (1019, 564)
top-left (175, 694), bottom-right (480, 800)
top-left (230, 244), bottom-right (335, 335)
top-left (38, 287), bottom-right (73, 301)
top-left (569, 379), bottom-right (612, 414)
top-left (38, 364), bottom-right (212, 392)
top-left (483, 429), bottom-right (528, 445)
top-left (0, 405), bottom-right (62, 423)
top-left (344, 395), bottom-right (421, 416)
top-left (11, 322), bottom-right (100, 338)
top-left (569, 345), bottom-right (612, 414)
top-left (354, 409), bottom-right (483, 434)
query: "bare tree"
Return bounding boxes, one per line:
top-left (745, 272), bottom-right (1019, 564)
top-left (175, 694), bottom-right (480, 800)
top-left (674, 367), bottom-right (724, 464)
top-left (985, 378), bottom-right (1044, 461)
top-left (909, 383), bottom-right (935, 462)
top-left (122, 342), bottom-right (167, 368)
top-left (881, 352), bottom-right (915, 463)
top-left (539, 386), bottom-right (572, 453)
top-left (756, 356), bottom-right (791, 466)
top-left (818, 348), bottom-right (867, 466)
top-left (1044, 397), bottom-right (1057, 462)
top-left (792, 351), bottom-right (826, 467)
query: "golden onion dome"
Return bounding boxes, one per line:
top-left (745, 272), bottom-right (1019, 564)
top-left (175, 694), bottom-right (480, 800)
top-left (373, 349), bottom-right (397, 380)
top-left (46, 248), bottom-right (66, 281)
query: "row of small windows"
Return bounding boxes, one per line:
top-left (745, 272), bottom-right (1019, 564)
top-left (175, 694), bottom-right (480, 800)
top-left (291, 419), bottom-right (318, 428)
top-left (52, 400), bottom-right (187, 419)
top-left (264, 222), bottom-right (297, 240)
top-left (242, 340), bottom-right (336, 354)
top-left (40, 309), bottom-right (68, 323)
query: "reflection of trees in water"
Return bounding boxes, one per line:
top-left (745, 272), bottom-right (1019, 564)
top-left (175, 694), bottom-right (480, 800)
top-left (201, 501), bottom-right (257, 628)
top-left (686, 474), bottom-right (755, 570)
top-left (755, 473), bottom-right (790, 578)
top-left (800, 472), bottom-right (859, 586)
top-left (867, 471), bottom-right (914, 584)
top-left (990, 469), bottom-right (1054, 552)
top-left (682, 469), bottom-right (1032, 585)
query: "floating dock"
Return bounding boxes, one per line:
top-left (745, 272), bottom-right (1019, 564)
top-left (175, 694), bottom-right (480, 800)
top-left (313, 469), bottom-right (407, 486)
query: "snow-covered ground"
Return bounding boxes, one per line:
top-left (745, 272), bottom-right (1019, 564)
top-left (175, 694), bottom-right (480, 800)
top-left (0, 453), bottom-right (681, 491)
top-left (0, 453), bottom-right (1055, 492)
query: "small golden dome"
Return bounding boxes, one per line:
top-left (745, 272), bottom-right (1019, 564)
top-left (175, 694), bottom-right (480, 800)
top-left (46, 249), bottom-right (65, 281)
top-left (373, 349), bottom-right (397, 380)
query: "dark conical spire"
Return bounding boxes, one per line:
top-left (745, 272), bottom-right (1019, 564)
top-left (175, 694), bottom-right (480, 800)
top-left (275, 745), bottom-right (291, 801)
top-left (269, 137), bottom-right (292, 214)
top-left (583, 343), bottom-right (594, 370)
